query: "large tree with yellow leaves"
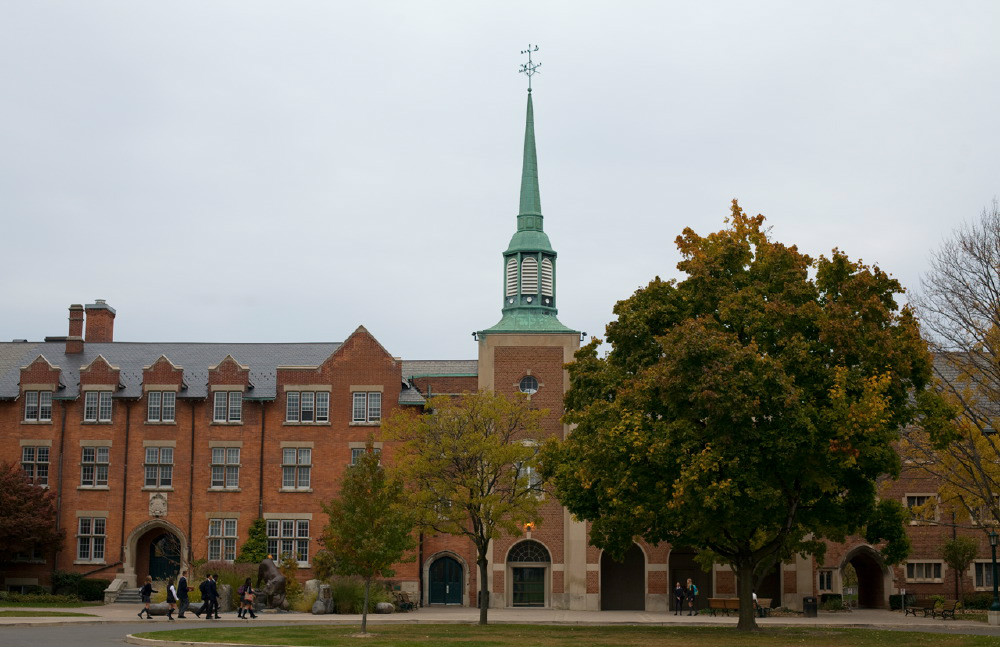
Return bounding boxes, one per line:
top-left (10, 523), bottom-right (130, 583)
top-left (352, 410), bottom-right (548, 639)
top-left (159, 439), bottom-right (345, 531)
top-left (542, 201), bottom-right (928, 630)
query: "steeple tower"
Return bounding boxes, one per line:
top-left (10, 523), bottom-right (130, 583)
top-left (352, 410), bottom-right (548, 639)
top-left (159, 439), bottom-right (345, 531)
top-left (478, 49), bottom-right (576, 337)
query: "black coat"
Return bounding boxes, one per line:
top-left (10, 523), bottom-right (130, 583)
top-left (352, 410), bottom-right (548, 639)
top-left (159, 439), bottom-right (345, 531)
top-left (177, 577), bottom-right (189, 600)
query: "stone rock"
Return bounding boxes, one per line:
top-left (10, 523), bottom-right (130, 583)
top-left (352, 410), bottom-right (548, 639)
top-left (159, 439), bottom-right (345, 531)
top-left (311, 600), bottom-right (327, 615)
top-left (304, 579), bottom-right (320, 597)
top-left (217, 584), bottom-right (233, 612)
top-left (375, 602), bottom-right (394, 614)
top-left (146, 602), bottom-right (172, 616)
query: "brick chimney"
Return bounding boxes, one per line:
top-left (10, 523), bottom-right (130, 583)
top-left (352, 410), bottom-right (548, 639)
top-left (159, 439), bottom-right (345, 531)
top-left (66, 304), bottom-right (85, 353)
top-left (84, 299), bottom-right (116, 343)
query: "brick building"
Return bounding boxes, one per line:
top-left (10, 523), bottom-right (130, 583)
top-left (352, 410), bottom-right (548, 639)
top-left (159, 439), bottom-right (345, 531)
top-left (0, 88), bottom-right (993, 611)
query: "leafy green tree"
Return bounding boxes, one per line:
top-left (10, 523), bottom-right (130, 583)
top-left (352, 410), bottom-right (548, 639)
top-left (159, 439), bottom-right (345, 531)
top-left (0, 462), bottom-right (64, 571)
top-left (384, 390), bottom-right (546, 625)
top-left (321, 444), bottom-right (415, 633)
top-left (542, 201), bottom-right (928, 630)
top-left (942, 536), bottom-right (978, 603)
top-left (235, 517), bottom-right (269, 564)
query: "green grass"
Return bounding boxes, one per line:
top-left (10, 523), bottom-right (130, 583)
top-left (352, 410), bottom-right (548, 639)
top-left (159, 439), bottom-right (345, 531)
top-left (135, 623), bottom-right (1000, 646)
top-left (0, 601), bottom-right (102, 608)
top-left (0, 610), bottom-right (97, 617)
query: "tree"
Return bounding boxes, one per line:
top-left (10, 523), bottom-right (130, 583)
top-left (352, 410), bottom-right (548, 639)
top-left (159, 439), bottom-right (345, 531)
top-left (541, 201), bottom-right (927, 630)
top-left (0, 462), bottom-right (64, 571)
top-left (942, 536), bottom-right (978, 603)
top-left (384, 390), bottom-right (546, 625)
top-left (235, 517), bottom-right (269, 564)
top-left (321, 444), bottom-right (415, 634)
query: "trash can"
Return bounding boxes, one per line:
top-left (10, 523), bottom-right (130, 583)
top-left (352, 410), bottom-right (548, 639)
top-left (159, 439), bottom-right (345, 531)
top-left (803, 596), bottom-right (818, 617)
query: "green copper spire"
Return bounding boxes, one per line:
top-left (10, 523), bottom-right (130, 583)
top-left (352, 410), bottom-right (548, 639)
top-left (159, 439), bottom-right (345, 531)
top-left (518, 92), bottom-right (542, 219)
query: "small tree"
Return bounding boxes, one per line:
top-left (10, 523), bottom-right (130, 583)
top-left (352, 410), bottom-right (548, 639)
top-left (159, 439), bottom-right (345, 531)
top-left (321, 444), bottom-right (415, 634)
top-left (942, 536), bottom-right (978, 603)
top-left (235, 517), bottom-right (269, 564)
top-left (384, 390), bottom-right (546, 625)
top-left (0, 462), bottom-right (64, 571)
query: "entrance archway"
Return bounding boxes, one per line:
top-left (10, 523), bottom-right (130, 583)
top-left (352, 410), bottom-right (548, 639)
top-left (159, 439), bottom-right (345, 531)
top-left (429, 556), bottom-right (463, 605)
top-left (149, 533), bottom-right (181, 581)
top-left (601, 543), bottom-right (645, 610)
top-left (506, 540), bottom-right (550, 607)
top-left (842, 545), bottom-right (889, 609)
top-left (669, 548), bottom-right (712, 612)
top-left (123, 519), bottom-right (187, 587)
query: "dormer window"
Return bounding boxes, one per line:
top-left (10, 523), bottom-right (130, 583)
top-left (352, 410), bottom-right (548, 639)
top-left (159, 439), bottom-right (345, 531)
top-left (24, 391), bottom-right (53, 422)
top-left (84, 391), bottom-right (113, 423)
top-left (213, 391), bottom-right (242, 423)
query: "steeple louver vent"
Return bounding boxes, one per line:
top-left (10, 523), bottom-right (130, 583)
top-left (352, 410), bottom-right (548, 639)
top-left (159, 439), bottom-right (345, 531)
top-left (506, 258), bottom-right (518, 297)
top-left (541, 258), bottom-right (553, 297)
top-left (521, 257), bottom-right (538, 294)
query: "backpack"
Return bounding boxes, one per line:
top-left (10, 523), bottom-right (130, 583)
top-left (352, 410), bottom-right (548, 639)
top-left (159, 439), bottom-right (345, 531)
top-left (691, 583), bottom-right (699, 596)
top-left (238, 585), bottom-right (246, 596)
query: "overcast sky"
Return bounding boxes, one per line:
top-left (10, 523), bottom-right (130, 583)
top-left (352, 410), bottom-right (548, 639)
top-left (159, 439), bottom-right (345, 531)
top-left (2, 2), bottom-right (997, 360)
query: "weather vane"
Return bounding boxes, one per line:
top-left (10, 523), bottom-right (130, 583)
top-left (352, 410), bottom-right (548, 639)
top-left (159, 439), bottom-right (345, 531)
top-left (519, 44), bottom-right (541, 92)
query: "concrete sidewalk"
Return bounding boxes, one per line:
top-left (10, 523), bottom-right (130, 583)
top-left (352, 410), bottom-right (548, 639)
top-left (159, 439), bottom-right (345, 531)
top-left (0, 603), bottom-right (996, 633)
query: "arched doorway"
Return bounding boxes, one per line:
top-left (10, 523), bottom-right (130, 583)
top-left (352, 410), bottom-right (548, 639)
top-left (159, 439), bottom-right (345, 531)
top-left (123, 519), bottom-right (188, 587)
top-left (756, 562), bottom-right (781, 604)
top-left (429, 556), bottom-right (463, 605)
top-left (601, 543), bottom-right (645, 610)
top-left (669, 548), bottom-right (713, 612)
top-left (149, 533), bottom-right (181, 581)
top-left (843, 546), bottom-right (889, 609)
top-left (506, 540), bottom-right (550, 607)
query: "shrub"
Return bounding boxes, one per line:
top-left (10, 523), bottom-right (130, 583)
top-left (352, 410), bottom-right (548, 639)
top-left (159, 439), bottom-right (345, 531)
top-left (0, 591), bottom-right (80, 605)
top-left (293, 590), bottom-right (318, 613)
top-left (51, 570), bottom-right (83, 596)
top-left (329, 576), bottom-right (391, 614)
top-left (962, 592), bottom-right (994, 610)
top-left (193, 561), bottom-right (257, 608)
top-left (889, 593), bottom-right (915, 610)
top-left (821, 597), bottom-right (845, 611)
top-left (280, 554), bottom-right (303, 608)
top-left (77, 578), bottom-right (110, 601)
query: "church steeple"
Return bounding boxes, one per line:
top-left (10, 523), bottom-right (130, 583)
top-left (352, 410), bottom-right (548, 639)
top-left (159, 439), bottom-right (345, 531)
top-left (478, 48), bottom-right (576, 337)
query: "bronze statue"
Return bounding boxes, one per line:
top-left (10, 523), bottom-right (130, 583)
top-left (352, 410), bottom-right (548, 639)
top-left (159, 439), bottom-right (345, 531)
top-left (256, 557), bottom-right (287, 609)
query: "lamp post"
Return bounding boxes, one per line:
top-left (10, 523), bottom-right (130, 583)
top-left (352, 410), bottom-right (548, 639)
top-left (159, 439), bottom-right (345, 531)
top-left (990, 530), bottom-right (1000, 617)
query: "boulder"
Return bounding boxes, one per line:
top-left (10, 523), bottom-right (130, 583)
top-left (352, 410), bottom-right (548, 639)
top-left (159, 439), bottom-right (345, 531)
top-left (375, 602), bottom-right (394, 614)
top-left (145, 602), bottom-right (172, 616)
top-left (217, 584), bottom-right (233, 612)
top-left (311, 600), bottom-right (327, 615)
top-left (304, 579), bottom-right (320, 597)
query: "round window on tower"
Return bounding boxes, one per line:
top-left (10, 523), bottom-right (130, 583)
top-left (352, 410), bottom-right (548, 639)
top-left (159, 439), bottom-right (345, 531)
top-left (519, 376), bottom-right (539, 394)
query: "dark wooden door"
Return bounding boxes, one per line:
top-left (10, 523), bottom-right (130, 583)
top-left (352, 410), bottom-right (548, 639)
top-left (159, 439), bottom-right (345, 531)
top-left (429, 557), bottom-right (463, 604)
top-left (601, 543), bottom-right (645, 610)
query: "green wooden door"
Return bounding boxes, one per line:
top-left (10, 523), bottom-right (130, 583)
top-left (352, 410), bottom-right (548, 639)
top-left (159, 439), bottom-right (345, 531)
top-left (149, 533), bottom-right (180, 581)
top-left (429, 557), bottom-right (463, 604)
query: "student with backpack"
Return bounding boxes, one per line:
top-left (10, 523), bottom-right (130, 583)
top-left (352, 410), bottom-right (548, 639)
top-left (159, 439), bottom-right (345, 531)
top-left (685, 578), bottom-right (699, 616)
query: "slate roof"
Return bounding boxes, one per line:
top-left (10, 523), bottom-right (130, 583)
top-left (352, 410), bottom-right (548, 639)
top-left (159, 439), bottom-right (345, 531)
top-left (400, 360), bottom-right (478, 378)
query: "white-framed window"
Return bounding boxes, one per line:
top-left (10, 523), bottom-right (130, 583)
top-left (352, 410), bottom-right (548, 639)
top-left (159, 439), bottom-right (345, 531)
top-left (282, 448), bottom-right (311, 489)
top-left (147, 391), bottom-right (176, 422)
top-left (906, 561), bottom-right (943, 582)
top-left (81, 446), bottom-right (109, 487)
top-left (519, 375), bottom-right (539, 394)
top-left (975, 562), bottom-right (996, 590)
top-left (521, 256), bottom-right (538, 294)
top-left (208, 518), bottom-right (237, 561)
top-left (506, 258), bottom-right (518, 297)
top-left (144, 447), bottom-right (174, 488)
top-left (350, 446), bottom-right (381, 466)
top-left (83, 391), bottom-right (113, 422)
top-left (352, 392), bottom-right (381, 423)
top-left (972, 496), bottom-right (1000, 526)
top-left (21, 446), bottom-right (50, 486)
top-left (77, 517), bottom-right (106, 562)
top-left (213, 391), bottom-right (242, 423)
top-left (818, 570), bottom-right (834, 592)
top-left (23, 391), bottom-right (53, 422)
top-left (210, 447), bottom-right (240, 489)
top-left (541, 258), bottom-right (553, 297)
top-left (285, 391), bottom-right (329, 423)
top-left (905, 494), bottom-right (939, 524)
top-left (267, 519), bottom-right (310, 564)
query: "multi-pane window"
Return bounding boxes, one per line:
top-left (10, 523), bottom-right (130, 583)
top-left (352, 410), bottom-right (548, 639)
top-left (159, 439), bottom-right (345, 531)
top-left (208, 518), bottom-right (237, 561)
top-left (976, 563), bottom-right (995, 589)
top-left (282, 448), bottom-right (311, 489)
top-left (213, 391), bottom-right (242, 423)
top-left (147, 392), bottom-right (176, 422)
top-left (211, 447), bottom-right (240, 488)
top-left (352, 392), bottom-right (381, 423)
top-left (350, 446), bottom-right (381, 466)
top-left (286, 392), bottom-right (330, 423)
top-left (77, 517), bottom-right (106, 561)
top-left (144, 447), bottom-right (174, 488)
top-left (818, 570), bottom-right (834, 591)
top-left (21, 446), bottom-right (50, 486)
top-left (23, 391), bottom-right (53, 422)
top-left (81, 446), bottom-right (110, 487)
top-left (906, 562), bottom-right (943, 582)
top-left (906, 495), bottom-right (938, 523)
top-left (267, 519), bottom-right (310, 564)
top-left (84, 391), bottom-right (113, 422)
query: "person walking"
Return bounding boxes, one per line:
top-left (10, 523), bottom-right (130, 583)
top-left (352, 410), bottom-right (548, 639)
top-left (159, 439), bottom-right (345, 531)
top-left (685, 577), bottom-right (699, 616)
top-left (165, 579), bottom-right (177, 621)
top-left (137, 575), bottom-right (157, 619)
top-left (209, 573), bottom-right (221, 619)
top-left (673, 581), bottom-right (685, 615)
top-left (176, 570), bottom-right (190, 618)
top-left (195, 573), bottom-right (213, 619)
top-left (238, 577), bottom-right (257, 619)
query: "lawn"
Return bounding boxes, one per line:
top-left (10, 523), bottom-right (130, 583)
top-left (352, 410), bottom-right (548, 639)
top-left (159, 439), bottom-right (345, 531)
top-left (136, 623), bottom-right (1000, 647)
top-left (0, 610), bottom-right (97, 617)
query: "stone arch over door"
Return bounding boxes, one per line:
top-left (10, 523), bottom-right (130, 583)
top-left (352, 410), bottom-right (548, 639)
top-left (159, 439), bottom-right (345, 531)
top-left (123, 519), bottom-right (188, 587)
top-left (600, 543), bottom-right (646, 610)
top-left (505, 540), bottom-right (551, 608)
top-left (424, 551), bottom-right (469, 606)
top-left (842, 545), bottom-right (890, 609)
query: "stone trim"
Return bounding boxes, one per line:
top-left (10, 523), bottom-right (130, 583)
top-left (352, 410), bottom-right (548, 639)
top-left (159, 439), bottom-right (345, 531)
top-left (208, 440), bottom-right (243, 448)
top-left (349, 385), bottom-right (384, 392)
top-left (280, 441), bottom-right (315, 448)
top-left (20, 438), bottom-right (52, 447)
top-left (79, 439), bottom-right (112, 447)
top-left (76, 510), bottom-right (109, 518)
top-left (144, 384), bottom-right (181, 392)
top-left (263, 512), bottom-right (313, 520)
top-left (283, 385), bottom-right (332, 392)
top-left (204, 512), bottom-right (241, 519)
top-left (142, 439), bottom-right (177, 448)
top-left (81, 384), bottom-right (116, 391)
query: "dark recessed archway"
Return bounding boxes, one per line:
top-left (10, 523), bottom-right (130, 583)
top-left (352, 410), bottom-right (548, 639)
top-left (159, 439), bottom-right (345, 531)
top-left (600, 543), bottom-right (645, 610)
top-left (843, 546), bottom-right (889, 609)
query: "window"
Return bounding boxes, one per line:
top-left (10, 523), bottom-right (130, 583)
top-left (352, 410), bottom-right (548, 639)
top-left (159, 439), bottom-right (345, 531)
top-left (147, 391), bottom-right (176, 422)
top-left (976, 562), bottom-right (995, 589)
top-left (972, 496), bottom-right (1000, 526)
top-left (541, 258), bottom-right (553, 297)
top-left (77, 517), bottom-right (106, 561)
top-left (282, 448), bottom-right (311, 489)
top-left (208, 518), bottom-right (237, 561)
top-left (519, 376), bottom-right (538, 394)
top-left (84, 391), bottom-right (113, 422)
top-left (23, 391), bottom-right (52, 422)
top-left (506, 258), bottom-right (518, 297)
top-left (352, 392), bottom-right (381, 423)
top-left (144, 447), bottom-right (174, 488)
top-left (12, 546), bottom-right (43, 563)
top-left (906, 561), bottom-right (943, 582)
top-left (521, 257), bottom-right (538, 294)
top-left (516, 460), bottom-right (543, 496)
top-left (213, 391), bottom-right (242, 423)
top-left (211, 447), bottom-right (240, 489)
top-left (267, 519), bottom-right (310, 564)
top-left (818, 570), bottom-right (833, 592)
top-left (285, 391), bottom-right (329, 423)
top-left (350, 446), bottom-right (381, 466)
top-left (21, 446), bottom-right (49, 486)
top-left (906, 494), bottom-right (938, 523)
top-left (81, 446), bottom-right (109, 487)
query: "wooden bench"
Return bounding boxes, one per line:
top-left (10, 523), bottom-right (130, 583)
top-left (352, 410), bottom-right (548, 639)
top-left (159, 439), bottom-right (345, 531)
top-left (933, 599), bottom-right (958, 620)
top-left (755, 597), bottom-right (772, 617)
top-left (903, 597), bottom-right (937, 617)
top-left (393, 591), bottom-right (416, 611)
top-left (708, 597), bottom-right (740, 615)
